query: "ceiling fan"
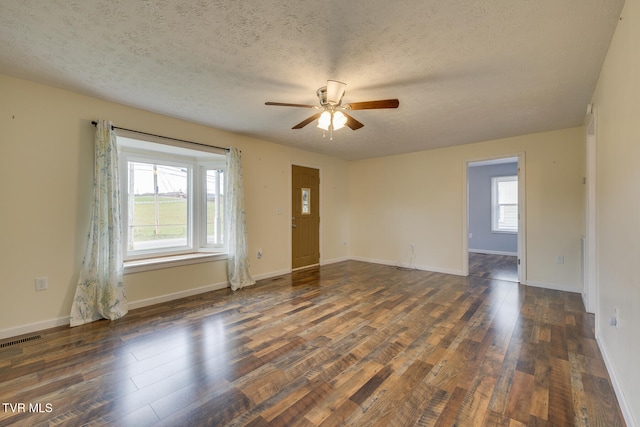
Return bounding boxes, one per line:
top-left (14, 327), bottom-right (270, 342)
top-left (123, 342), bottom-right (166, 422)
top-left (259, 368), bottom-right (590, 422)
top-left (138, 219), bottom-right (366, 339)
top-left (265, 80), bottom-right (399, 140)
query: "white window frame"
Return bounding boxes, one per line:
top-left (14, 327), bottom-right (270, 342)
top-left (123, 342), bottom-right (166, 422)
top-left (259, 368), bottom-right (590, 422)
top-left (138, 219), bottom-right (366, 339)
top-left (491, 175), bottom-right (518, 234)
top-left (199, 161), bottom-right (226, 250)
top-left (117, 135), bottom-right (227, 262)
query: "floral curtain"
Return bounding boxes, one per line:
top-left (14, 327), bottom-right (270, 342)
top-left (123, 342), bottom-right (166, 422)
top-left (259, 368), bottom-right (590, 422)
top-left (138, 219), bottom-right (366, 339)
top-left (70, 120), bottom-right (127, 327)
top-left (225, 147), bottom-right (255, 290)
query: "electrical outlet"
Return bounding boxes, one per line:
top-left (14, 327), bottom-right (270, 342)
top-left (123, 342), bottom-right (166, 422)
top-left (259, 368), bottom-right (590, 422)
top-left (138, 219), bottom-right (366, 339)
top-left (35, 276), bottom-right (48, 291)
top-left (609, 308), bottom-right (620, 328)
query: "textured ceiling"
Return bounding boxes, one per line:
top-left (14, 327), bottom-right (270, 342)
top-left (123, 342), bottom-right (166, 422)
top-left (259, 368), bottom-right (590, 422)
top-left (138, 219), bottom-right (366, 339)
top-left (0, 0), bottom-right (624, 160)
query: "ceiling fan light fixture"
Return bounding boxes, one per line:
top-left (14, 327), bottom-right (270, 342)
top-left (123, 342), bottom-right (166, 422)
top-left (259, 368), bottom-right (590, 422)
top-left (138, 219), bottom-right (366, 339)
top-left (317, 111), bottom-right (332, 130)
top-left (332, 111), bottom-right (347, 130)
top-left (317, 110), bottom-right (347, 132)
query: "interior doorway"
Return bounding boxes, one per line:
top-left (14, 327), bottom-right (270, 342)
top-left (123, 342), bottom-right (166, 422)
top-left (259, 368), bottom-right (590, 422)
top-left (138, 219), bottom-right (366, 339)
top-left (465, 155), bottom-right (525, 283)
top-left (291, 165), bottom-right (320, 270)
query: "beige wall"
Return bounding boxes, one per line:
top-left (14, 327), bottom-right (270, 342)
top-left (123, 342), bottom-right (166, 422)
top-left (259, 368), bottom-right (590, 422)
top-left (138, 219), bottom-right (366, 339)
top-left (0, 74), bottom-right (350, 336)
top-left (349, 127), bottom-right (586, 291)
top-left (590, 0), bottom-right (640, 423)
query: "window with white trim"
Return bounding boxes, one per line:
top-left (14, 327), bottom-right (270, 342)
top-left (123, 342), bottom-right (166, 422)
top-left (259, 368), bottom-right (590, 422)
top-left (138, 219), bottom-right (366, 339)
top-left (491, 175), bottom-right (518, 233)
top-left (118, 135), bottom-right (226, 260)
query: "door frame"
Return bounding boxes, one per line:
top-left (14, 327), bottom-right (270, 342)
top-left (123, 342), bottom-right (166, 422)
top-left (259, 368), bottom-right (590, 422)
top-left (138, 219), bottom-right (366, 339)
top-left (462, 152), bottom-right (526, 283)
top-left (290, 163), bottom-right (322, 270)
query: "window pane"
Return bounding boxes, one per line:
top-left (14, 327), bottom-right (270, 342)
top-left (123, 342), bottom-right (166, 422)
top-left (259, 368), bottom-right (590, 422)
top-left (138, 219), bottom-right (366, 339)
top-left (206, 169), bottom-right (224, 246)
top-left (499, 204), bottom-right (518, 231)
top-left (491, 175), bottom-right (518, 233)
top-left (301, 188), bottom-right (310, 214)
top-left (127, 161), bottom-right (188, 251)
top-left (498, 180), bottom-right (518, 204)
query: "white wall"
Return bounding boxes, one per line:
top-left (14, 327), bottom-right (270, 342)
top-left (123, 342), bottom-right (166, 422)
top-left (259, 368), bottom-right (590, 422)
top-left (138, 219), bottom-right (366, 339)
top-left (349, 127), bottom-right (585, 291)
top-left (590, 0), bottom-right (640, 424)
top-left (0, 74), bottom-right (350, 337)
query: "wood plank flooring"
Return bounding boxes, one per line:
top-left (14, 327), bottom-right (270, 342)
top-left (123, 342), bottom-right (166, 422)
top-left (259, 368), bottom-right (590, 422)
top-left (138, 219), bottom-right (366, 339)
top-left (0, 261), bottom-right (626, 426)
top-left (469, 253), bottom-right (518, 283)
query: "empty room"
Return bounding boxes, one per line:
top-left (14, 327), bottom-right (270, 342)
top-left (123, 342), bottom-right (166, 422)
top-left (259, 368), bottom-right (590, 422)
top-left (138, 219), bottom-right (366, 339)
top-left (0, 1), bottom-right (638, 426)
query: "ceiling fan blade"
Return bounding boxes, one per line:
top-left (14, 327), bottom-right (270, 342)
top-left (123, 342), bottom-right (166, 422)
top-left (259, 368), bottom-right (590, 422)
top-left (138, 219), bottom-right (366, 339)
top-left (345, 99), bottom-right (400, 110)
top-left (292, 112), bottom-right (323, 129)
top-left (343, 112), bottom-right (364, 130)
top-left (265, 102), bottom-right (316, 108)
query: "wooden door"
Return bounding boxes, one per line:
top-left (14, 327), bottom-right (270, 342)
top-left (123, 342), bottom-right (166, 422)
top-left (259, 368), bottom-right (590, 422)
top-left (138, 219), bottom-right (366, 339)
top-left (292, 165), bottom-right (320, 269)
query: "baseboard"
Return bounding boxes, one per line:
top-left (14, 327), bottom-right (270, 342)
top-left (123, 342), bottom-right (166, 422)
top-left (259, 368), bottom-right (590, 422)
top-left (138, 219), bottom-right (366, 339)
top-left (468, 249), bottom-right (518, 256)
top-left (0, 317), bottom-right (69, 340)
top-left (321, 256), bottom-right (350, 266)
top-left (596, 333), bottom-right (637, 427)
top-left (523, 280), bottom-right (581, 294)
top-left (129, 263), bottom-right (353, 305)
top-left (0, 268), bottom-right (298, 340)
top-left (127, 280), bottom-right (230, 310)
top-left (0, 281), bottom-right (232, 340)
top-left (581, 292), bottom-right (591, 314)
top-left (128, 267), bottom-right (310, 310)
top-left (252, 269), bottom-right (291, 281)
top-left (350, 256), bottom-right (465, 276)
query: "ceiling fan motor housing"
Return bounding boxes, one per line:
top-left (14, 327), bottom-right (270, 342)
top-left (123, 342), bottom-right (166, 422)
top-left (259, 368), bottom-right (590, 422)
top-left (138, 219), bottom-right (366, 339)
top-left (318, 80), bottom-right (347, 107)
top-left (317, 87), bottom-right (328, 106)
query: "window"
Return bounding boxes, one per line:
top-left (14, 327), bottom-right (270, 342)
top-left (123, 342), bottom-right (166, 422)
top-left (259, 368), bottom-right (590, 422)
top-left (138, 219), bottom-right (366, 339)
top-left (491, 175), bottom-right (518, 233)
top-left (118, 135), bottom-right (226, 260)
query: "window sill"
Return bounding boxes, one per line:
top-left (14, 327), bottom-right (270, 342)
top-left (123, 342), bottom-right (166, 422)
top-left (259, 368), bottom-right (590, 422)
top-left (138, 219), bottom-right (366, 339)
top-left (124, 252), bottom-right (227, 274)
top-left (491, 230), bottom-right (518, 235)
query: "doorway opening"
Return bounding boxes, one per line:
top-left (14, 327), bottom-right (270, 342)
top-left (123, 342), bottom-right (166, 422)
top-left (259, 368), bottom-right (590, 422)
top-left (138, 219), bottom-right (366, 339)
top-left (465, 155), bottom-right (525, 283)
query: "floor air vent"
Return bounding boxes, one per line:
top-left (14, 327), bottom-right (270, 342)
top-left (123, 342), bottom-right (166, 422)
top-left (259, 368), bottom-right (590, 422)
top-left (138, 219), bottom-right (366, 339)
top-left (0, 335), bottom-right (42, 348)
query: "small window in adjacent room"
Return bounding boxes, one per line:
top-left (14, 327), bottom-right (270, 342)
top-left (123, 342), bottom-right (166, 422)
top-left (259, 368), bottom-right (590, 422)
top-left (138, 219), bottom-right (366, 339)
top-left (117, 134), bottom-right (226, 261)
top-left (491, 175), bottom-right (518, 233)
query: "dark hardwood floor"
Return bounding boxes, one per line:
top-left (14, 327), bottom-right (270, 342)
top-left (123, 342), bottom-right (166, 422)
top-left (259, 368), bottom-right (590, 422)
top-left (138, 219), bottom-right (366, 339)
top-left (0, 261), bottom-right (626, 426)
top-left (469, 252), bottom-right (518, 283)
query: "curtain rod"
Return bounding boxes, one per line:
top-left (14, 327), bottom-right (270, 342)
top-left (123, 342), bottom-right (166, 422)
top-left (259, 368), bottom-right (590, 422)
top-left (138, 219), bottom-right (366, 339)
top-left (91, 121), bottom-right (230, 152)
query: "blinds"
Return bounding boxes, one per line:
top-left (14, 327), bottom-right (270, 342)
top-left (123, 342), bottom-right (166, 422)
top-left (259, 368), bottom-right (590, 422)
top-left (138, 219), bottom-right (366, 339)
top-left (492, 176), bottom-right (518, 232)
